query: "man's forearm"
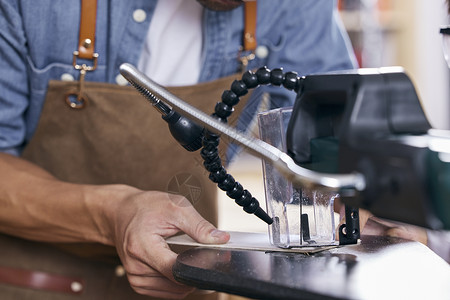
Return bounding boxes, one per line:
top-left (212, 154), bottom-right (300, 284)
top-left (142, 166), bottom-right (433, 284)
top-left (0, 152), bottom-right (122, 245)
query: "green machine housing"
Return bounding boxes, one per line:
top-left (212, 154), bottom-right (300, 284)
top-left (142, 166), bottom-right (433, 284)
top-left (286, 68), bottom-right (450, 230)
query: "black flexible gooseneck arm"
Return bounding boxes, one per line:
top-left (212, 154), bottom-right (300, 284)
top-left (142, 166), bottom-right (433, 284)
top-left (199, 66), bottom-right (302, 225)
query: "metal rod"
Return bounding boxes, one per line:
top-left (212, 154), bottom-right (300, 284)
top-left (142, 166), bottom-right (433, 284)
top-left (119, 63), bottom-right (366, 192)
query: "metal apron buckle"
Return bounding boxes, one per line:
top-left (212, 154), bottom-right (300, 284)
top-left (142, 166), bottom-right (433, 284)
top-left (65, 51), bottom-right (99, 109)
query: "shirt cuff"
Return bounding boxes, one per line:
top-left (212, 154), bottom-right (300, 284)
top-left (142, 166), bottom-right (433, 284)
top-left (0, 147), bottom-right (21, 157)
top-left (427, 230), bottom-right (450, 263)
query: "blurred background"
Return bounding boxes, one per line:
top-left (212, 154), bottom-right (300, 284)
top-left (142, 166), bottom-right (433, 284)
top-left (217, 0), bottom-right (450, 233)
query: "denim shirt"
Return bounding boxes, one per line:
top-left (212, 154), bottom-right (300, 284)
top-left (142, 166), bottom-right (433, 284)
top-left (0, 0), bottom-right (357, 156)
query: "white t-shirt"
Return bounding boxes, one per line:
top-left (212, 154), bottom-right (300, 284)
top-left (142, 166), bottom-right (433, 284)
top-left (137, 0), bottom-right (203, 86)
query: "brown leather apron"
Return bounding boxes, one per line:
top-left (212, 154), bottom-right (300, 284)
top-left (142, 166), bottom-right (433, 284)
top-left (0, 75), bottom-right (250, 300)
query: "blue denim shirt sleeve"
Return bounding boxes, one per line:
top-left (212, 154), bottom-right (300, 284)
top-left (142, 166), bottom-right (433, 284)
top-left (0, 0), bottom-right (356, 156)
top-left (0, 1), bottom-right (29, 156)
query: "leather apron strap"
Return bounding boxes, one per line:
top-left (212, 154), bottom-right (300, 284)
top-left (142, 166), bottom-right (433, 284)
top-left (239, 1), bottom-right (258, 70)
top-left (70, 0), bottom-right (99, 108)
top-left (243, 1), bottom-right (257, 52)
top-left (76, 0), bottom-right (97, 60)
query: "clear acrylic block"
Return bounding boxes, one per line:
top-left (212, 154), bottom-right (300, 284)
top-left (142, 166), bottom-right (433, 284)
top-left (258, 107), bottom-right (338, 248)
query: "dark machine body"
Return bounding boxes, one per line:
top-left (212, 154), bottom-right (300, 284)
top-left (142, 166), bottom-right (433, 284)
top-left (287, 68), bottom-right (450, 230)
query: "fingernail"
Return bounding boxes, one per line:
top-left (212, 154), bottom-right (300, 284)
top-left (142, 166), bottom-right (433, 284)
top-left (210, 229), bottom-right (229, 240)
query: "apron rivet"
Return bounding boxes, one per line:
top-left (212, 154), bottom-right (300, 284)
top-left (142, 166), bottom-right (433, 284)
top-left (70, 281), bottom-right (83, 293)
top-left (82, 38), bottom-right (92, 49)
top-left (65, 93), bottom-right (87, 109)
top-left (115, 265), bottom-right (126, 277)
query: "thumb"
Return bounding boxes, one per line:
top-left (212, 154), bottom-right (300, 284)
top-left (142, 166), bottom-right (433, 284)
top-left (177, 206), bottom-right (230, 244)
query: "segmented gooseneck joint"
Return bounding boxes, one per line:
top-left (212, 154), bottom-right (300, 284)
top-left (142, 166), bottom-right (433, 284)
top-left (200, 67), bottom-right (301, 225)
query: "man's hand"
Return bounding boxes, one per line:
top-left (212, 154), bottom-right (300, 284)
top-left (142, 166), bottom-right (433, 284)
top-left (362, 215), bottom-right (427, 244)
top-left (0, 153), bottom-right (229, 299)
top-left (106, 188), bottom-right (230, 298)
top-left (335, 197), bottom-right (427, 245)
